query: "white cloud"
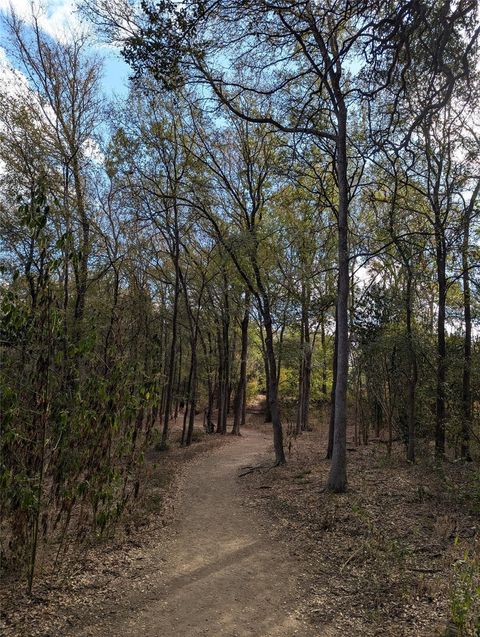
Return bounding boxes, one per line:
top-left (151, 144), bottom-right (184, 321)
top-left (0, 0), bottom-right (31, 22)
top-left (0, 0), bottom-right (87, 42)
top-left (0, 44), bottom-right (29, 96)
top-left (83, 136), bottom-right (105, 164)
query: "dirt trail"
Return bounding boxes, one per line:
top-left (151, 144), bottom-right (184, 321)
top-left (72, 428), bottom-right (316, 637)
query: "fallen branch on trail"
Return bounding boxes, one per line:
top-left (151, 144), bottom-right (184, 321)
top-left (238, 464), bottom-right (271, 477)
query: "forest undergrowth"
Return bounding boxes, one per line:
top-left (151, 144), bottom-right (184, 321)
top-left (242, 416), bottom-right (480, 637)
top-left (2, 405), bottom-right (480, 637)
top-left (0, 422), bottom-right (231, 637)
top-left (1, 1), bottom-right (480, 635)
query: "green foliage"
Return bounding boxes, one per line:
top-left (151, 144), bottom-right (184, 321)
top-left (1, 3), bottom-right (479, 600)
top-left (450, 547), bottom-right (480, 636)
top-left (0, 182), bottom-right (166, 581)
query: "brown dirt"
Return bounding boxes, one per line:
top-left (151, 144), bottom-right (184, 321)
top-left (1, 427), bottom-right (316, 637)
top-left (3, 409), bottom-right (478, 637)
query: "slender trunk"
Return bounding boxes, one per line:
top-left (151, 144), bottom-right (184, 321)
top-left (28, 285), bottom-right (51, 595)
top-left (103, 268), bottom-right (119, 375)
top-left (263, 309), bottom-right (286, 465)
top-left (260, 323), bottom-right (272, 423)
top-left (228, 322), bottom-right (238, 416)
top-left (296, 295), bottom-right (306, 435)
top-left (216, 308), bottom-right (229, 434)
top-left (61, 188), bottom-right (70, 391)
top-left (222, 303), bottom-right (230, 433)
top-left (232, 293), bottom-right (250, 435)
top-left (354, 370), bottom-right (360, 446)
top-left (181, 360), bottom-right (193, 446)
top-left (29, 395), bottom-right (48, 596)
top-left (206, 380), bottom-right (214, 433)
top-left (161, 240), bottom-right (180, 447)
top-left (327, 308), bottom-right (338, 459)
top-left (362, 383), bottom-right (369, 445)
top-left (205, 331), bottom-right (215, 433)
top-left (185, 349), bottom-right (197, 446)
top-left (216, 327), bottom-right (224, 433)
top-left (327, 101), bottom-right (349, 492)
top-left (71, 155), bottom-right (89, 346)
top-left (321, 313), bottom-right (327, 400)
top-left (386, 349), bottom-right (396, 457)
top-left (264, 354), bottom-right (272, 421)
top-left (461, 212), bottom-right (472, 460)
top-left (276, 321), bottom-right (286, 390)
top-left (241, 382), bottom-right (247, 427)
top-left (159, 310), bottom-right (169, 419)
top-left (435, 233), bottom-right (446, 458)
top-left (206, 388), bottom-right (215, 433)
top-left (405, 269), bottom-right (418, 462)
top-left (302, 311), bottom-right (312, 431)
top-left (174, 341), bottom-right (182, 419)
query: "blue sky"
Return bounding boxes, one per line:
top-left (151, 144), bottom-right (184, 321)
top-left (0, 0), bottom-right (131, 97)
top-left (100, 52), bottom-right (131, 97)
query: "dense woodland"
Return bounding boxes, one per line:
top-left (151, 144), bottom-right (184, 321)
top-left (1, 0), bottom-right (480, 630)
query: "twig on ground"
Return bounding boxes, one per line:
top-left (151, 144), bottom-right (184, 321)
top-left (238, 465), bottom-right (269, 477)
top-left (238, 461), bottom-right (283, 477)
top-left (340, 548), bottom-right (363, 573)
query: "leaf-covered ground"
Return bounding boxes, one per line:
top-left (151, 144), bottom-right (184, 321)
top-left (0, 428), bottom-right (231, 637)
top-left (2, 412), bottom-right (479, 637)
top-left (241, 419), bottom-right (480, 636)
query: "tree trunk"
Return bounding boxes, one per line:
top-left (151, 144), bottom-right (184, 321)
top-left (302, 307), bottom-right (312, 431)
top-left (260, 323), bottom-right (272, 423)
top-left (435, 231), bottom-right (447, 458)
top-left (263, 309), bottom-right (286, 465)
top-left (222, 283), bottom-right (230, 432)
top-left (205, 331), bottom-right (215, 433)
top-left (321, 312), bottom-right (328, 400)
top-left (327, 101), bottom-right (349, 492)
top-left (276, 320), bottom-right (286, 390)
top-left (181, 357), bottom-right (193, 446)
top-left (185, 349), bottom-right (197, 446)
top-left (405, 268), bottom-right (418, 463)
top-left (296, 292), bottom-right (306, 435)
top-left (216, 327), bottom-right (224, 433)
top-left (461, 210), bottom-right (472, 461)
top-left (174, 341), bottom-right (182, 419)
top-left (222, 314), bottom-right (230, 434)
top-left (327, 310), bottom-right (338, 460)
top-left (161, 237), bottom-right (180, 448)
top-left (232, 293), bottom-right (250, 435)
top-left (71, 154), bottom-right (89, 341)
top-left (241, 382), bottom-right (247, 427)
top-left (216, 309), bottom-right (230, 434)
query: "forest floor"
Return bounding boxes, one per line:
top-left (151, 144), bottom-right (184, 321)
top-left (1, 417), bottom-right (315, 637)
top-left (241, 414), bottom-right (480, 636)
top-left (2, 406), bottom-right (480, 636)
